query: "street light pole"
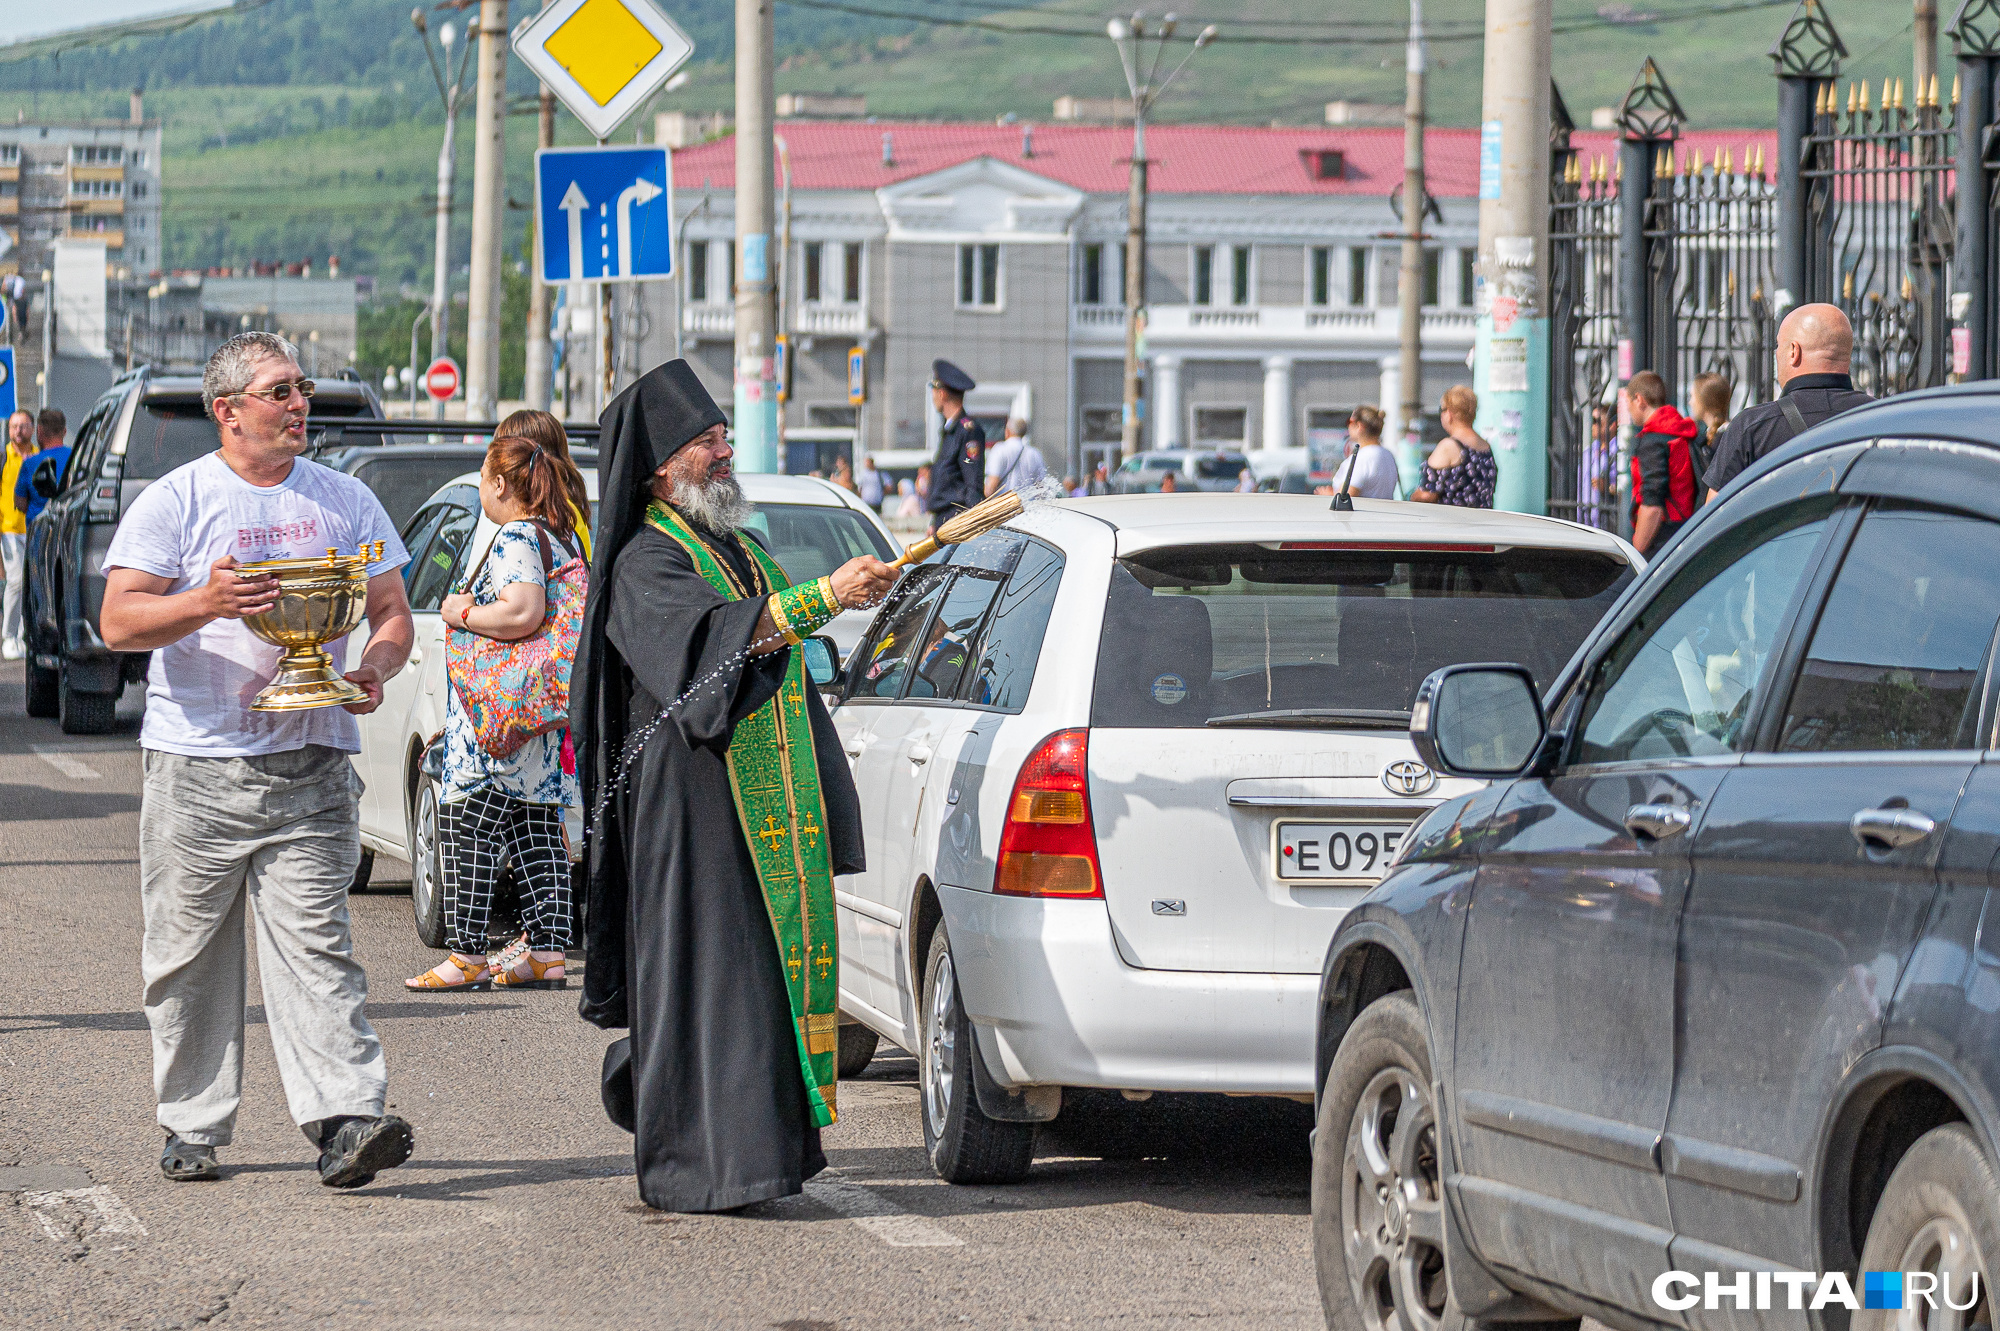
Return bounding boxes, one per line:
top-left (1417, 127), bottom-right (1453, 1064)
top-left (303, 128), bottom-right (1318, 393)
top-left (734, 0), bottom-right (779, 472)
top-left (1109, 13), bottom-right (1216, 463)
top-left (524, 17), bottom-right (557, 412)
top-left (416, 10), bottom-right (474, 422)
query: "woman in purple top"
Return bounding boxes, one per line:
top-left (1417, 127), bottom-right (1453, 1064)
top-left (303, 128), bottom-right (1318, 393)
top-left (1411, 385), bottom-right (1497, 509)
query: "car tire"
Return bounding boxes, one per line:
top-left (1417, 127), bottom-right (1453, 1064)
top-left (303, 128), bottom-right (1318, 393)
top-left (409, 775), bottom-right (451, 949)
top-left (1313, 991), bottom-right (1578, 1331)
top-left (837, 1021), bottom-right (880, 1079)
top-left (24, 657), bottom-right (58, 718)
top-left (349, 848), bottom-right (375, 895)
top-left (919, 925), bottom-right (1035, 1185)
top-left (1855, 1123), bottom-right (1999, 1331)
top-left (58, 671), bottom-right (116, 735)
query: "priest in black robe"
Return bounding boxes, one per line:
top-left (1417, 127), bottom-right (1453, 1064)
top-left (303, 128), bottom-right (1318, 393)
top-left (571, 360), bottom-right (898, 1212)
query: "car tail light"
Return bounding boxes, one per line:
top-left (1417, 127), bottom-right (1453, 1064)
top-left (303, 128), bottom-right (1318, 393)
top-left (994, 728), bottom-right (1103, 899)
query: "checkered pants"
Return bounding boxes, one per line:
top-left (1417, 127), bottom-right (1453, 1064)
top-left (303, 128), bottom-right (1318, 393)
top-left (439, 788), bottom-right (572, 954)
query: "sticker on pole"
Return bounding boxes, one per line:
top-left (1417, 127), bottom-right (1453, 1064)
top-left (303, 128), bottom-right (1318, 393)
top-left (424, 356), bottom-right (461, 403)
top-left (512, 0), bottom-right (694, 142)
top-left (535, 145), bottom-right (674, 284)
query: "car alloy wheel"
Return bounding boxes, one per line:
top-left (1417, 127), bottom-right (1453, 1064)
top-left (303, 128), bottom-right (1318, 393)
top-left (1857, 1123), bottom-right (1999, 1331)
top-left (1342, 1065), bottom-right (1448, 1331)
top-left (923, 945), bottom-right (959, 1140)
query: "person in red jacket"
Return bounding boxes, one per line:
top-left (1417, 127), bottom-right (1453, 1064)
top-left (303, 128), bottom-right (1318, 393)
top-left (1622, 370), bottom-right (1699, 558)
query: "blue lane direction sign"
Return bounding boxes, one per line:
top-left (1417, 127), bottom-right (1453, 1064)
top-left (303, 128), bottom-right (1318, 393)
top-left (535, 145), bottom-right (674, 284)
top-left (0, 348), bottom-right (15, 417)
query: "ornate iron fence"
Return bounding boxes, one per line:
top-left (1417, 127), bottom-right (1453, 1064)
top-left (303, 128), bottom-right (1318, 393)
top-left (1644, 145), bottom-right (1783, 420)
top-left (1547, 151), bottom-right (1622, 529)
top-left (1802, 77), bottom-right (1957, 396)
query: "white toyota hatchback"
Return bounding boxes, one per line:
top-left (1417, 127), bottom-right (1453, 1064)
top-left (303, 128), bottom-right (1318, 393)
top-left (829, 494), bottom-right (1640, 1183)
top-left (350, 468), bottom-right (895, 946)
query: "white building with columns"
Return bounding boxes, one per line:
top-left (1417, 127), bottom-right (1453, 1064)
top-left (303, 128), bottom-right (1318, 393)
top-left (651, 121), bottom-right (1486, 478)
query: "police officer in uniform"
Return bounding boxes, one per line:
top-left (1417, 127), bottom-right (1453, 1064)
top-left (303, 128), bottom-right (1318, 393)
top-left (926, 359), bottom-right (985, 534)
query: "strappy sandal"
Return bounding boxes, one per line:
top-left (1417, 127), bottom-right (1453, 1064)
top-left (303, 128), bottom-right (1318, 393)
top-left (160, 1132), bottom-right (219, 1182)
top-left (492, 950), bottom-right (567, 990)
top-left (404, 955), bottom-right (492, 991)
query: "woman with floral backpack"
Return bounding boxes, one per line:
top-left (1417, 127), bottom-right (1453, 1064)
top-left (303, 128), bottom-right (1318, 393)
top-left (407, 430), bottom-right (588, 992)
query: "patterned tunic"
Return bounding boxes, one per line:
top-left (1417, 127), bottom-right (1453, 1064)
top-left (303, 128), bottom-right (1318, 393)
top-left (1422, 445), bottom-right (1499, 509)
top-left (442, 520), bottom-right (581, 807)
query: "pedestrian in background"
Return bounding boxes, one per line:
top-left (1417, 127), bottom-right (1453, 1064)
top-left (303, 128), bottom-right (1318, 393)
top-left (1088, 463), bottom-right (1111, 496)
top-left (895, 477), bottom-right (921, 521)
top-left (1318, 405), bottom-right (1398, 500)
top-left (914, 464), bottom-right (932, 509)
top-left (857, 455), bottom-right (884, 511)
top-left (925, 360), bottom-right (984, 532)
top-left (17, 409), bottom-right (70, 528)
top-left (1688, 372), bottom-right (1732, 513)
top-left (1, 408), bottom-right (37, 661)
top-left (1623, 370), bottom-right (1699, 558)
top-left (984, 417), bottom-right (1048, 497)
top-left (1067, 474), bottom-right (1088, 499)
top-left (1705, 302), bottom-right (1871, 498)
top-left (1411, 386), bottom-right (1496, 508)
top-left (830, 455), bottom-right (859, 495)
top-left (97, 332), bottom-right (416, 1189)
top-left (408, 433), bottom-right (587, 993)
top-left (1158, 470), bottom-right (1179, 494)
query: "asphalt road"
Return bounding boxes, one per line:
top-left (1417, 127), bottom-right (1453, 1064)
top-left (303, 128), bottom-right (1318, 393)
top-left (1, 672), bottom-right (1326, 1330)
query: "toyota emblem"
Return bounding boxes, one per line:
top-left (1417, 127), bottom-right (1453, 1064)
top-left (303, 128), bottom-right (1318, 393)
top-left (1382, 760), bottom-right (1438, 796)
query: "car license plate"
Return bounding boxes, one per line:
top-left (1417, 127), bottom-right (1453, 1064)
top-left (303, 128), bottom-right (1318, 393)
top-left (1276, 822), bottom-right (1405, 882)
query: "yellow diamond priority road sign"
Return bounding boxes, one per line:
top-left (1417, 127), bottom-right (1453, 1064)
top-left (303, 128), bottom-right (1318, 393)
top-left (513, 0), bottom-right (694, 142)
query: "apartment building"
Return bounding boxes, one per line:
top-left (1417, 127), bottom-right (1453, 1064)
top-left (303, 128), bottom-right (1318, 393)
top-left (0, 96), bottom-right (164, 281)
top-left (648, 121), bottom-right (1488, 479)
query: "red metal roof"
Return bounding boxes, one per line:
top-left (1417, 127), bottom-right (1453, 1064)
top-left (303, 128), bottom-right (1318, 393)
top-left (671, 121), bottom-right (1780, 198)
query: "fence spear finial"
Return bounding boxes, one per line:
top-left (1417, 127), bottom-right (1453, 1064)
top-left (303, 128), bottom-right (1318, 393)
top-left (1927, 74), bottom-right (1940, 108)
top-left (1954, 73), bottom-right (1962, 106)
top-left (1847, 82), bottom-right (1858, 116)
top-left (1723, 147), bottom-right (1733, 175)
top-left (1893, 78), bottom-right (1904, 111)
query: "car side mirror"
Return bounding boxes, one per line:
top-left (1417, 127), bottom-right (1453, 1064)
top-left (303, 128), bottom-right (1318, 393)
top-left (1410, 663), bottom-right (1548, 779)
top-left (800, 635), bottom-right (840, 687)
top-left (30, 455), bottom-right (61, 499)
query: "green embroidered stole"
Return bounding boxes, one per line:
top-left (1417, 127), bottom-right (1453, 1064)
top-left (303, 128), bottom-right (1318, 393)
top-left (643, 501), bottom-right (840, 1126)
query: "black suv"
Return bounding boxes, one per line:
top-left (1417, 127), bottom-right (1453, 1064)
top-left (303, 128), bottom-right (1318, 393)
top-left (1313, 384), bottom-right (2000, 1331)
top-left (22, 368), bottom-right (383, 732)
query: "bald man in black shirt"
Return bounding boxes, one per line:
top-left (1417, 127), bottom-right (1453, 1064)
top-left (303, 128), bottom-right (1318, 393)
top-left (1704, 303), bottom-right (1873, 498)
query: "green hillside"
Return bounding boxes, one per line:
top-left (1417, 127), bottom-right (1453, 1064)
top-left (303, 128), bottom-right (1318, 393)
top-left (0, 0), bottom-right (1926, 294)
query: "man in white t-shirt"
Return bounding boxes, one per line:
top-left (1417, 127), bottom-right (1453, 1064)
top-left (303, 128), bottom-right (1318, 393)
top-left (982, 417), bottom-right (1049, 497)
top-left (101, 332), bottom-right (417, 1189)
top-left (1319, 404), bottom-right (1401, 500)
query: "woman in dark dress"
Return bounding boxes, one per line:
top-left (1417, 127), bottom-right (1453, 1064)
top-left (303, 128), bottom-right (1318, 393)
top-left (1411, 384), bottom-right (1497, 509)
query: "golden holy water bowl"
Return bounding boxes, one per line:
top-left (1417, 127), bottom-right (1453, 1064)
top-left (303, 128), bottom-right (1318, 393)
top-left (238, 542), bottom-right (383, 712)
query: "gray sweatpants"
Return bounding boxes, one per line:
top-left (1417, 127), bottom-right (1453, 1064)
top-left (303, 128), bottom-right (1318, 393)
top-left (140, 744), bottom-right (386, 1145)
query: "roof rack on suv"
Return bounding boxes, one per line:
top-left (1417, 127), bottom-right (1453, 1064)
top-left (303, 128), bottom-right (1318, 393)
top-left (306, 419), bottom-right (604, 457)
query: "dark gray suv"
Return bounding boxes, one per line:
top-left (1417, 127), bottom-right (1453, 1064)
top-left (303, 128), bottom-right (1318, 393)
top-left (1312, 384), bottom-right (2000, 1331)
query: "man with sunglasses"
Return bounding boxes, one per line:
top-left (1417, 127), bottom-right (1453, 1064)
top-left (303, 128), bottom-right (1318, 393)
top-left (99, 332), bottom-right (418, 1191)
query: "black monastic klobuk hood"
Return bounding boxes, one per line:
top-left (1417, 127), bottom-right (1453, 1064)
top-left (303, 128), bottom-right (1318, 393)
top-left (570, 359), bottom-right (728, 1029)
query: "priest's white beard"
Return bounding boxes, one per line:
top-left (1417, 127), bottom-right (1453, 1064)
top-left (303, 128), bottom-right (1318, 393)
top-left (672, 472), bottom-right (752, 534)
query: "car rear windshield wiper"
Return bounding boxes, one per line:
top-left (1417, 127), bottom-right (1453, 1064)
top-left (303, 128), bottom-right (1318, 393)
top-left (1204, 708), bottom-right (1413, 730)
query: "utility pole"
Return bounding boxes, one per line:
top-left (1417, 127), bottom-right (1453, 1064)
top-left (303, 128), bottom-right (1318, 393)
top-left (1109, 15), bottom-right (1217, 462)
top-left (416, 10), bottom-right (472, 422)
top-left (464, 0), bottom-right (508, 421)
top-left (1916, 0), bottom-right (1938, 107)
top-left (1395, 0), bottom-right (1427, 479)
top-left (523, 31), bottom-right (555, 412)
top-left (1473, 0), bottom-right (1553, 515)
top-left (733, 0), bottom-right (779, 472)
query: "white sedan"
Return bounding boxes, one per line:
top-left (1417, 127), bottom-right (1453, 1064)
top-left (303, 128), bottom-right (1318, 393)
top-left (351, 468), bottom-right (897, 947)
top-left (829, 494), bottom-right (1640, 1183)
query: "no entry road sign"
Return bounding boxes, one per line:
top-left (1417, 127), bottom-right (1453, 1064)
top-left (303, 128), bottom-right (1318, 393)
top-left (535, 145), bottom-right (674, 285)
top-left (424, 356), bottom-right (461, 403)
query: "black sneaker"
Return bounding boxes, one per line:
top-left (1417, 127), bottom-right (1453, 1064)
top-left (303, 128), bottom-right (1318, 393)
top-left (160, 1132), bottom-right (220, 1182)
top-left (315, 1115), bottom-right (414, 1189)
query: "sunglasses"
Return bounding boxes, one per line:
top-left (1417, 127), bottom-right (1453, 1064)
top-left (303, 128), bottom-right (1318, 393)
top-left (230, 378), bottom-right (316, 405)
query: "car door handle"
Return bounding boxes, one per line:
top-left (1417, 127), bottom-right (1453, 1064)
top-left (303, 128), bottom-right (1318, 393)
top-left (1850, 807), bottom-right (1937, 852)
top-left (908, 744), bottom-right (933, 765)
top-left (1624, 803), bottom-right (1692, 840)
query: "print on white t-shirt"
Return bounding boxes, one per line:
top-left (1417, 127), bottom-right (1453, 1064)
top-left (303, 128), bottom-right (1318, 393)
top-left (104, 452), bottom-right (410, 759)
